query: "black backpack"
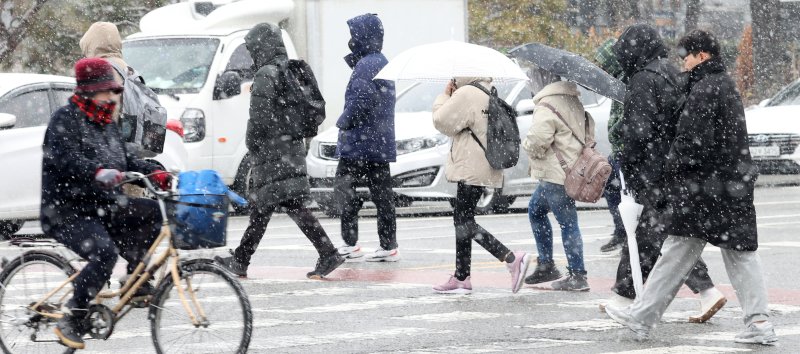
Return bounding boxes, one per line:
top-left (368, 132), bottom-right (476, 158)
top-left (279, 59), bottom-right (326, 138)
top-left (467, 83), bottom-right (520, 169)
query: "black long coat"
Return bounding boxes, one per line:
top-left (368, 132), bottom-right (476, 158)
top-left (662, 56), bottom-right (759, 251)
top-left (244, 23), bottom-right (313, 210)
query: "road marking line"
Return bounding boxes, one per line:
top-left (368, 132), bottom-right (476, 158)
top-left (519, 318), bottom-right (624, 331)
top-left (687, 324), bottom-right (800, 341)
top-left (261, 292), bottom-right (517, 314)
top-left (403, 338), bottom-right (595, 352)
top-left (248, 327), bottom-right (456, 350)
top-left (391, 311), bottom-right (511, 322)
top-left (600, 346), bottom-right (750, 354)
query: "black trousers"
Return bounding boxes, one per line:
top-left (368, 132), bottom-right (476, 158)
top-left (234, 199), bottom-right (336, 265)
top-left (612, 192), bottom-right (714, 299)
top-left (333, 158), bottom-right (398, 250)
top-left (453, 182), bottom-right (512, 281)
top-left (49, 198), bottom-right (161, 308)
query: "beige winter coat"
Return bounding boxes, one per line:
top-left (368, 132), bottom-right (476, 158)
top-left (432, 78), bottom-right (503, 188)
top-left (80, 22), bottom-right (129, 83)
top-left (524, 81), bottom-right (595, 185)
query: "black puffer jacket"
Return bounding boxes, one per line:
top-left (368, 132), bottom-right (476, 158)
top-left (662, 56), bottom-right (759, 251)
top-left (613, 24), bottom-right (684, 200)
top-left (244, 23), bottom-right (312, 210)
top-left (40, 100), bottom-right (158, 229)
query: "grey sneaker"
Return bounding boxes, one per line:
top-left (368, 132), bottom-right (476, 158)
top-left (734, 321), bottom-right (778, 345)
top-left (214, 255), bottom-right (248, 278)
top-left (524, 260), bottom-right (562, 285)
top-left (605, 305), bottom-right (650, 341)
top-left (551, 272), bottom-right (590, 292)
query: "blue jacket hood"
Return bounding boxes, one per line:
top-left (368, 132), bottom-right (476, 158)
top-left (344, 14), bottom-right (384, 68)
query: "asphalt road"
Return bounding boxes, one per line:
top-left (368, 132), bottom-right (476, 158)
top-left (3, 185), bottom-right (800, 353)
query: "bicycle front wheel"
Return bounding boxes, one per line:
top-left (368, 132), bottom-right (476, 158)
top-left (149, 260), bottom-right (252, 354)
top-left (0, 251), bottom-right (77, 354)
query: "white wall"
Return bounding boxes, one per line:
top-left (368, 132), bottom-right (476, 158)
top-left (297, 0), bottom-right (467, 131)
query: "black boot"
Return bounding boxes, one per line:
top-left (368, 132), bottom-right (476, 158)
top-left (306, 252), bottom-right (346, 280)
top-left (600, 235), bottom-right (625, 252)
top-left (214, 250), bottom-right (248, 278)
top-left (54, 302), bottom-right (87, 349)
top-left (524, 260), bottom-right (562, 285)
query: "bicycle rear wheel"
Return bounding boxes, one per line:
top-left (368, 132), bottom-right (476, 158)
top-left (150, 260), bottom-right (252, 354)
top-left (0, 251), bottom-right (77, 354)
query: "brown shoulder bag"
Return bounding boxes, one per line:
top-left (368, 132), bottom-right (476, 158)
top-left (539, 102), bottom-right (612, 203)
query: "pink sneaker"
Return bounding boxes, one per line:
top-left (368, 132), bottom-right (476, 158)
top-left (506, 251), bottom-right (531, 293)
top-left (433, 275), bottom-right (472, 294)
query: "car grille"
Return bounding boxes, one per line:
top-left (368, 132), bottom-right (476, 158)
top-left (318, 143), bottom-right (338, 160)
top-left (748, 133), bottom-right (800, 155)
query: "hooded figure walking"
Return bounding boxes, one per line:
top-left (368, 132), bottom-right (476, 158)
top-left (215, 23), bottom-right (344, 279)
top-left (333, 14), bottom-right (399, 262)
top-left (606, 29), bottom-right (777, 346)
top-left (604, 24), bottom-right (726, 323)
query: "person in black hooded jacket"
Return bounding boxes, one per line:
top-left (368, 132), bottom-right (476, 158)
top-left (605, 29), bottom-right (777, 346)
top-left (214, 23), bottom-right (344, 280)
top-left (604, 24), bottom-right (725, 323)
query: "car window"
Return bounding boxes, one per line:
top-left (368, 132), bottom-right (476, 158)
top-left (767, 81), bottom-right (800, 107)
top-left (52, 88), bottom-right (74, 107)
top-left (226, 44), bottom-right (255, 81)
top-left (0, 89), bottom-right (52, 128)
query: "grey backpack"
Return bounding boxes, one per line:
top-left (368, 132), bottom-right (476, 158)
top-left (112, 63), bottom-right (168, 156)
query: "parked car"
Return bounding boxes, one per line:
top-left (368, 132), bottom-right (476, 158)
top-left (0, 73), bottom-right (188, 239)
top-left (305, 81), bottom-right (612, 215)
top-left (745, 78), bottom-right (800, 174)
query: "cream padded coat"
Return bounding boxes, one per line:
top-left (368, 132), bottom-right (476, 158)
top-left (432, 80), bottom-right (503, 188)
top-left (523, 81), bottom-right (595, 185)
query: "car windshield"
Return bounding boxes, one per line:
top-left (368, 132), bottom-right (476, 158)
top-left (123, 38), bottom-right (220, 93)
top-left (396, 82), bottom-right (518, 113)
top-left (767, 81), bottom-right (800, 107)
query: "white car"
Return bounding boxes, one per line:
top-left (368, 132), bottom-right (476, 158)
top-left (745, 78), bottom-right (800, 174)
top-left (0, 73), bottom-right (188, 238)
top-left (306, 81), bottom-right (612, 215)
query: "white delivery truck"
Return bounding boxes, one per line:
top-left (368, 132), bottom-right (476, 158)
top-left (126, 0), bottom-right (468, 201)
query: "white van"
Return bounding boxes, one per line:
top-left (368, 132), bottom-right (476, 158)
top-left (123, 0), bottom-right (298, 197)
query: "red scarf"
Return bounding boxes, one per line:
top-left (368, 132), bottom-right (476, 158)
top-left (70, 94), bottom-right (116, 125)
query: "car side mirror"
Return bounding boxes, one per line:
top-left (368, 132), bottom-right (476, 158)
top-left (0, 113), bottom-right (17, 130)
top-left (213, 71), bottom-right (243, 100)
top-left (515, 98), bottom-right (535, 116)
top-left (758, 98), bottom-right (771, 107)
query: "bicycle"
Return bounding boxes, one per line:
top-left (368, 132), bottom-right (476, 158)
top-left (0, 172), bottom-right (252, 353)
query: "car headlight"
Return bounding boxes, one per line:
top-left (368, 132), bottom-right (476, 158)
top-left (396, 134), bottom-right (449, 155)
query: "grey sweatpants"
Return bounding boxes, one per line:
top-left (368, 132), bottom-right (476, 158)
top-left (628, 235), bottom-right (769, 328)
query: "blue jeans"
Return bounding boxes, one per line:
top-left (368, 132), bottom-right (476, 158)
top-left (528, 181), bottom-right (586, 274)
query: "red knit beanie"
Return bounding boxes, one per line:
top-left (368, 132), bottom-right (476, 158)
top-left (74, 58), bottom-right (124, 94)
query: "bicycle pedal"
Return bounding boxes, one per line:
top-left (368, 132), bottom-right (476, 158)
top-left (129, 296), bottom-right (151, 308)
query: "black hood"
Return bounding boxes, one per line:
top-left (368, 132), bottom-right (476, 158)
top-left (245, 23), bottom-right (288, 71)
top-left (612, 24), bottom-right (669, 77)
top-left (344, 14), bottom-right (384, 68)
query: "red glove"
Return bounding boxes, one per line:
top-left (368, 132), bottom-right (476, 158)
top-left (95, 168), bottom-right (124, 189)
top-left (150, 170), bottom-right (172, 190)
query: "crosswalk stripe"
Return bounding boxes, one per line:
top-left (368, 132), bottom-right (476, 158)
top-left (600, 346), bottom-right (751, 354)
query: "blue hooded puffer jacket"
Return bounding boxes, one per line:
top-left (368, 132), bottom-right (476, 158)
top-left (335, 14), bottom-right (396, 162)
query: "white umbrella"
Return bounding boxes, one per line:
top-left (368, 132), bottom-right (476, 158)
top-left (618, 172), bottom-right (645, 297)
top-left (375, 40), bottom-right (529, 83)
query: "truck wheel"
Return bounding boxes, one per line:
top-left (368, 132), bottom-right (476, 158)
top-left (231, 155), bottom-right (253, 215)
top-left (448, 188), bottom-right (512, 215)
top-left (0, 220), bottom-right (24, 240)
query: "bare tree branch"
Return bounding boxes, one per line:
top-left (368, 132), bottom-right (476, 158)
top-left (0, 0), bottom-right (49, 65)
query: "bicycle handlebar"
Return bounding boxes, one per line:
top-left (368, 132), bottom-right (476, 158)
top-left (120, 171), bottom-right (173, 200)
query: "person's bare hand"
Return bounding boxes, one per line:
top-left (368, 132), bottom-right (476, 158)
top-left (445, 81), bottom-right (456, 96)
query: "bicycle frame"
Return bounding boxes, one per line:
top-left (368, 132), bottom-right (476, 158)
top-left (26, 172), bottom-right (209, 327)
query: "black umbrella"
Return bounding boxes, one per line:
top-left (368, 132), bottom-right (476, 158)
top-left (509, 43), bottom-right (626, 103)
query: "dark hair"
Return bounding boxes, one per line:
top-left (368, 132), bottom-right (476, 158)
top-left (677, 29), bottom-right (720, 58)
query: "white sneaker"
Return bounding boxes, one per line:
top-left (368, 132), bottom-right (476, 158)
top-left (365, 248), bottom-right (400, 262)
top-left (599, 293), bottom-right (634, 313)
top-left (735, 321), bottom-right (778, 345)
top-left (689, 287), bottom-right (727, 323)
top-left (338, 244), bottom-right (363, 259)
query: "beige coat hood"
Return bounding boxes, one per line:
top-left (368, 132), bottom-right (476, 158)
top-left (524, 81), bottom-right (595, 185)
top-left (432, 80), bottom-right (503, 188)
top-left (80, 22), bottom-right (128, 71)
